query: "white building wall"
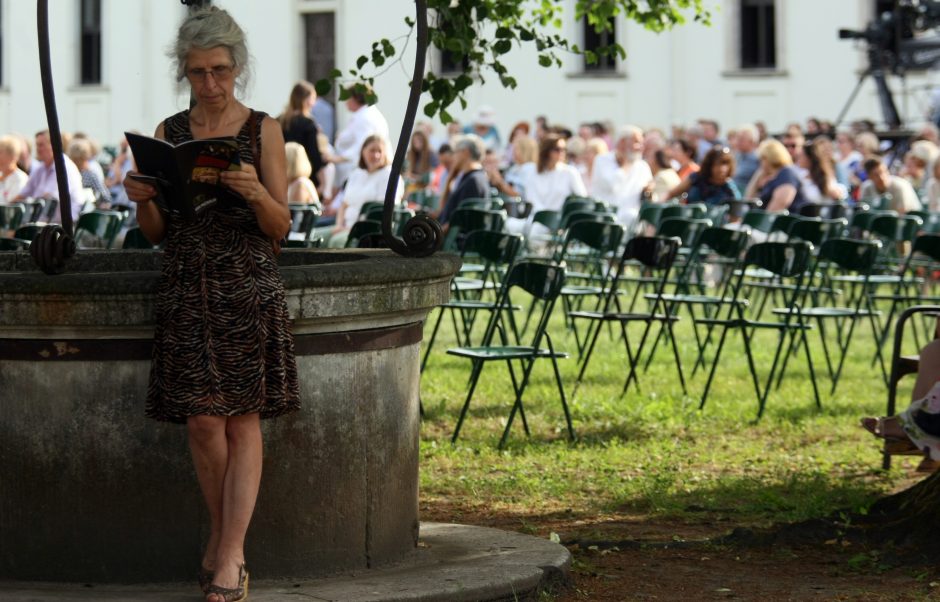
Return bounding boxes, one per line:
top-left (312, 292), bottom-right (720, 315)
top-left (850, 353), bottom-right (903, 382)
top-left (0, 0), bottom-right (936, 151)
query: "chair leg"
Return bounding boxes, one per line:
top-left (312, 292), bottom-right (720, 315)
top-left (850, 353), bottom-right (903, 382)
top-left (421, 307), bottom-right (446, 373)
top-left (499, 358), bottom-right (537, 449)
top-left (452, 359), bottom-right (486, 443)
top-left (547, 333), bottom-right (575, 442)
top-left (572, 318), bottom-right (604, 399)
top-left (620, 322), bottom-right (641, 397)
top-left (699, 324), bottom-right (732, 410)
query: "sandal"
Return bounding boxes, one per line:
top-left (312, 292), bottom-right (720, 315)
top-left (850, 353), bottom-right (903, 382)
top-left (198, 566), bottom-right (214, 595)
top-left (916, 453), bottom-right (940, 473)
top-left (860, 417), bottom-right (919, 454)
top-left (205, 564), bottom-right (248, 602)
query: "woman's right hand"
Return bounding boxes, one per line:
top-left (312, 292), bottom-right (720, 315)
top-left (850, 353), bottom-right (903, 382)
top-left (123, 171), bottom-right (157, 204)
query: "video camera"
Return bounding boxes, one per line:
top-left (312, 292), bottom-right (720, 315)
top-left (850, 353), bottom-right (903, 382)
top-left (839, 0), bottom-right (940, 74)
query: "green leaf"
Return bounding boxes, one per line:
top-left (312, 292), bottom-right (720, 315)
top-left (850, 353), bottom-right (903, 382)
top-left (356, 55), bottom-right (369, 70)
top-left (328, 68), bottom-right (343, 80)
top-left (538, 54), bottom-right (552, 67)
top-left (493, 40), bottom-right (512, 55)
top-left (314, 79), bottom-right (333, 96)
top-left (423, 101), bottom-right (439, 118)
top-left (495, 27), bottom-right (513, 39)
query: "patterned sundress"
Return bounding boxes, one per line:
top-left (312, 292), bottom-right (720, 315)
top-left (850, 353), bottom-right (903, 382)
top-left (899, 380), bottom-right (940, 461)
top-left (145, 109), bottom-right (301, 423)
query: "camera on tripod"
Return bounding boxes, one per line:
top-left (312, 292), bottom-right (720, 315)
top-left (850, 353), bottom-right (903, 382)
top-left (839, 0), bottom-right (940, 75)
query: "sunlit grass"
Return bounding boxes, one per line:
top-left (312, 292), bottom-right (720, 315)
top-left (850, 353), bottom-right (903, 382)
top-left (418, 282), bottom-right (928, 530)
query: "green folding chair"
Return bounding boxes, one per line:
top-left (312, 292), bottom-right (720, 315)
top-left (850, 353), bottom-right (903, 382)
top-left (287, 203), bottom-right (322, 247)
top-left (74, 210), bottom-right (124, 249)
top-left (568, 236), bottom-right (685, 398)
top-left (121, 227), bottom-right (156, 249)
top-left (784, 238), bottom-right (883, 394)
top-left (422, 231), bottom-right (523, 372)
top-left (345, 220), bottom-right (382, 247)
top-left (0, 204), bottom-right (25, 233)
top-left (448, 261), bottom-right (572, 448)
top-left (697, 241), bottom-right (821, 418)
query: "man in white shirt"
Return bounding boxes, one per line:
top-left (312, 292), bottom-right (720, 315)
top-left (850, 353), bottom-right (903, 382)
top-left (14, 129), bottom-right (85, 224)
top-left (591, 124), bottom-right (653, 227)
top-left (332, 86), bottom-right (389, 190)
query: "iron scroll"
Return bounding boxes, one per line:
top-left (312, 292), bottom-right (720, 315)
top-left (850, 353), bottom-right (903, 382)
top-left (378, 0), bottom-right (443, 257)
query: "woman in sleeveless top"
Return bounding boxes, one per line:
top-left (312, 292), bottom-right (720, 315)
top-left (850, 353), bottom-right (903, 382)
top-left (123, 7), bottom-right (298, 602)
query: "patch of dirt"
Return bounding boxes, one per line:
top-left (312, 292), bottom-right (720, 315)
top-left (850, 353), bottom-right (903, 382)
top-left (421, 501), bottom-right (940, 601)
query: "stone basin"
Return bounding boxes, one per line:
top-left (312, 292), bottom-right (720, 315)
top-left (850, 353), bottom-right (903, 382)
top-left (0, 249), bottom-right (460, 583)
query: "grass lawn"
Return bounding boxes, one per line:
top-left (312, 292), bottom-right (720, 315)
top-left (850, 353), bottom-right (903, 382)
top-left (416, 280), bottom-right (936, 599)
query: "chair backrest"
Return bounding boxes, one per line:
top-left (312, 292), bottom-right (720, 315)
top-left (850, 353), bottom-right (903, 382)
top-left (908, 210), bottom-right (940, 234)
top-left (458, 197), bottom-right (503, 212)
top-left (561, 210), bottom-right (614, 229)
top-left (558, 220), bottom-right (625, 257)
top-left (478, 260), bottom-right (567, 350)
top-left (849, 209), bottom-right (897, 235)
top-left (0, 204), bottom-right (25, 231)
top-left (0, 237), bottom-right (27, 251)
top-left (695, 226), bottom-right (751, 259)
top-left (769, 214), bottom-right (801, 237)
top-left (910, 233), bottom-right (940, 262)
top-left (560, 199), bottom-right (594, 220)
top-left (656, 217), bottom-right (711, 248)
top-left (462, 230), bottom-right (523, 266)
top-left (870, 214), bottom-right (924, 243)
top-left (621, 235), bottom-right (682, 270)
top-left (744, 241), bottom-right (814, 278)
top-left (799, 201), bottom-right (849, 220)
top-left (635, 202), bottom-right (671, 230)
top-left (816, 237), bottom-right (881, 273)
top-left (121, 227), bottom-right (155, 249)
top-left (722, 197), bottom-right (763, 220)
top-left (345, 219), bottom-right (382, 247)
top-left (661, 203), bottom-right (707, 221)
top-left (531, 209), bottom-right (560, 231)
top-left (705, 203), bottom-right (730, 226)
top-left (22, 199), bottom-right (45, 222)
top-left (741, 209), bottom-right (783, 233)
top-left (41, 198), bottom-right (59, 222)
top-left (75, 210), bottom-right (123, 248)
top-left (447, 207), bottom-right (506, 234)
top-left (788, 217), bottom-right (848, 246)
top-left (288, 204), bottom-right (322, 238)
top-left (14, 224), bottom-right (42, 241)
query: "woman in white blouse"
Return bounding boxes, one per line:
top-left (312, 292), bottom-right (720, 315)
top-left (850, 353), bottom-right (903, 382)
top-left (523, 134), bottom-right (587, 212)
top-left (331, 134), bottom-right (403, 244)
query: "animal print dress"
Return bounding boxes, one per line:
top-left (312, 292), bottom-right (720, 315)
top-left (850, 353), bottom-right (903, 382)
top-left (145, 109), bottom-right (300, 423)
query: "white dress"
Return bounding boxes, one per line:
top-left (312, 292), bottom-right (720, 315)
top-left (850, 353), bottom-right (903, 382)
top-left (521, 163), bottom-right (587, 212)
top-left (339, 166), bottom-right (404, 226)
top-left (591, 153), bottom-right (653, 226)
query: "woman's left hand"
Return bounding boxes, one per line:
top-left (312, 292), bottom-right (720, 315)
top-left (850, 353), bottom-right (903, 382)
top-left (221, 164), bottom-right (266, 205)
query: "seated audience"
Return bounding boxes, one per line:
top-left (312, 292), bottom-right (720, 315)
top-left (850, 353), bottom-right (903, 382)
top-left (0, 135), bottom-right (28, 203)
top-left (592, 125), bottom-right (651, 226)
top-left (431, 143), bottom-right (453, 195)
top-left (285, 141), bottom-right (320, 205)
top-left (278, 81), bottom-right (326, 188)
top-left (438, 134), bottom-right (490, 224)
top-left (404, 129), bottom-right (437, 193)
top-left (330, 134), bottom-right (403, 245)
top-left (523, 133), bottom-right (587, 213)
top-left (798, 138), bottom-right (845, 203)
top-left (67, 137), bottom-right (111, 207)
top-left (745, 139), bottom-right (808, 213)
top-left (668, 145), bottom-right (740, 205)
top-left (14, 129), bottom-right (85, 224)
top-left (858, 158), bottom-right (922, 214)
top-left (649, 149), bottom-right (680, 203)
top-left (671, 138), bottom-right (699, 180)
top-left (733, 124), bottom-right (760, 192)
top-left (489, 136), bottom-right (537, 199)
top-left (924, 158), bottom-right (940, 211)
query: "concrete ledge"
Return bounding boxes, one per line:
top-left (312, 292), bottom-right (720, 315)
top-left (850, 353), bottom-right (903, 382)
top-left (0, 523), bottom-right (571, 601)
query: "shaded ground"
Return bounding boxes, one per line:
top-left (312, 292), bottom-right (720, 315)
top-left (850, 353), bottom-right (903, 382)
top-left (421, 502), bottom-right (940, 601)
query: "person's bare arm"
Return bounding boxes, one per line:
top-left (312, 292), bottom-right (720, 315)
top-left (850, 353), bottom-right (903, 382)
top-left (123, 123), bottom-right (167, 244)
top-left (221, 116), bottom-right (291, 240)
top-left (665, 177), bottom-right (692, 201)
top-left (765, 183), bottom-right (797, 212)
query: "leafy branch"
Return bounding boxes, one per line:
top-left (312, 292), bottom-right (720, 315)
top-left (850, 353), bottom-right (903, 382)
top-left (315, 0), bottom-right (711, 123)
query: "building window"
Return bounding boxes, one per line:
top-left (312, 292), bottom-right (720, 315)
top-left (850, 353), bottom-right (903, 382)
top-left (740, 0), bottom-right (775, 69)
top-left (583, 16), bottom-right (617, 72)
top-left (80, 0), bottom-right (102, 85)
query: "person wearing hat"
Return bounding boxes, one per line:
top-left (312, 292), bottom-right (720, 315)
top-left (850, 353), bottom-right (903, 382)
top-left (332, 84), bottom-right (389, 191)
top-left (462, 105), bottom-right (501, 152)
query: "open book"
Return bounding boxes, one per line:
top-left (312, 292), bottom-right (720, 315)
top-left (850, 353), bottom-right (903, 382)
top-left (125, 132), bottom-right (245, 220)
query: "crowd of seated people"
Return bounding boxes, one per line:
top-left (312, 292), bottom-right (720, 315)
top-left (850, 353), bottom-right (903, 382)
top-left (9, 100), bottom-right (940, 250)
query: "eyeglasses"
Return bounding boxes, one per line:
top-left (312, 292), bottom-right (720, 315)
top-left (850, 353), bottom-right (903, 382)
top-left (186, 65), bottom-right (235, 82)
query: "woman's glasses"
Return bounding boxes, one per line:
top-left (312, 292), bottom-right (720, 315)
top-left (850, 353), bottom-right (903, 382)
top-left (186, 65), bottom-right (235, 82)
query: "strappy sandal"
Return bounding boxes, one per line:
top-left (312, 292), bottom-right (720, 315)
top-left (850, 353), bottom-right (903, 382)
top-left (205, 563), bottom-right (248, 602)
top-left (861, 417), bottom-right (919, 454)
top-left (198, 566), bottom-right (214, 595)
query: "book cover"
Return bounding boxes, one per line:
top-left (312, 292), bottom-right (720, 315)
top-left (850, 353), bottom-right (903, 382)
top-left (125, 132), bottom-right (245, 220)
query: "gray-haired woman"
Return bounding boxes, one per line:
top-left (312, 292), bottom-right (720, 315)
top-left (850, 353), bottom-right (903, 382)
top-left (123, 7), bottom-right (299, 602)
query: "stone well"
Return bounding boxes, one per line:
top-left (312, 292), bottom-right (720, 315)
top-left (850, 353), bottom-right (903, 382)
top-left (0, 249), bottom-right (459, 583)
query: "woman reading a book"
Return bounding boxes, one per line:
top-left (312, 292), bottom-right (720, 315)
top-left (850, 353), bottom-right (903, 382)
top-left (123, 7), bottom-right (299, 602)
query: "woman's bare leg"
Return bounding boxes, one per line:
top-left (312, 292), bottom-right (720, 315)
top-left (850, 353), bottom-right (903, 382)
top-left (188, 415), bottom-right (229, 572)
top-left (208, 412), bottom-right (263, 599)
top-left (912, 339), bottom-right (940, 400)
